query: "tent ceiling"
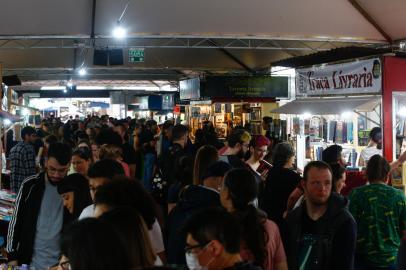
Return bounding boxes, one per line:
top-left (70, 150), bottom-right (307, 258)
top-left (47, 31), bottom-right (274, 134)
top-left (1, 0), bottom-right (405, 91)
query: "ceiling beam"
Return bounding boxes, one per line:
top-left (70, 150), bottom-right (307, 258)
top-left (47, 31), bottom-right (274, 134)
top-left (348, 0), bottom-right (392, 43)
top-left (208, 39), bottom-right (254, 73)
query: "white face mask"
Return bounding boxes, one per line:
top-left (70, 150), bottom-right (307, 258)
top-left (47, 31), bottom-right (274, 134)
top-left (186, 252), bottom-right (205, 270)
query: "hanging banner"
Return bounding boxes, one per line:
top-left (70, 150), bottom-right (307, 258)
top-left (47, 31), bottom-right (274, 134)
top-left (296, 58), bottom-right (382, 96)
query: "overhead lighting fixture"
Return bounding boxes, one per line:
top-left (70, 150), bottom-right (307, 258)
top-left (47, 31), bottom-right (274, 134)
top-left (78, 68), bottom-right (87, 76)
top-left (112, 24), bottom-right (127, 39)
top-left (77, 86), bottom-right (106, 90)
top-left (63, 88), bottom-right (68, 93)
top-left (67, 80), bottom-right (73, 88)
top-left (112, 0), bottom-right (132, 39)
top-left (341, 111), bottom-right (352, 119)
top-left (113, 86), bottom-right (160, 91)
top-left (301, 112), bottom-right (312, 119)
top-left (41, 86), bottom-right (66, 90)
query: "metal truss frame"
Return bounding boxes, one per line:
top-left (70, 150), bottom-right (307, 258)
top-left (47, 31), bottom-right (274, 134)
top-left (0, 35), bottom-right (380, 50)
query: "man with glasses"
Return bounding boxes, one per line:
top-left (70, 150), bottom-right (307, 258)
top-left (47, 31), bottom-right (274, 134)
top-left (7, 143), bottom-right (73, 270)
top-left (219, 129), bottom-right (251, 169)
top-left (182, 208), bottom-right (260, 270)
top-left (285, 161), bottom-right (356, 270)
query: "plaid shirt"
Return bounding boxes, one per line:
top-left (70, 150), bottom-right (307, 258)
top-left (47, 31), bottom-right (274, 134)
top-left (9, 142), bottom-right (36, 193)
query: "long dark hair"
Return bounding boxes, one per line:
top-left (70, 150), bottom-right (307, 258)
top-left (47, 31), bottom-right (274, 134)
top-left (100, 207), bottom-right (156, 268)
top-left (57, 173), bottom-right (92, 219)
top-left (61, 218), bottom-right (131, 270)
top-left (366, 154), bottom-right (390, 182)
top-left (223, 169), bottom-right (268, 267)
top-left (193, 145), bottom-right (219, 185)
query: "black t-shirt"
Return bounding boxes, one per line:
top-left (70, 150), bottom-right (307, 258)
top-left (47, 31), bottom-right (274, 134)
top-left (260, 167), bottom-right (301, 225)
top-left (121, 143), bottom-right (137, 165)
top-left (297, 207), bottom-right (357, 270)
top-left (33, 139), bottom-right (44, 156)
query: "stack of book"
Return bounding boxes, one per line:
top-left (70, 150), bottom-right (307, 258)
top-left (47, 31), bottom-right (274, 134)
top-left (0, 190), bottom-right (16, 222)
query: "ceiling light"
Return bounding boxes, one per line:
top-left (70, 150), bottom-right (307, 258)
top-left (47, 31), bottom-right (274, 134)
top-left (3, 119), bottom-right (11, 126)
top-left (78, 68), bottom-right (87, 76)
top-left (41, 86), bottom-right (66, 90)
top-left (77, 86), bottom-right (106, 90)
top-left (67, 80), bottom-right (73, 88)
top-left (112, 24), bottom-right (127, 39)
top-left (301, 112), bottom-right (312, 119)
top-left (341, 111), bottom-right (352, 119)
top-left (63, 88), bottom-right (68, 93)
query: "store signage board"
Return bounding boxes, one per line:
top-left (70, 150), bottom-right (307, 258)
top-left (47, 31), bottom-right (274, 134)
top-left (296, 58), bottom-right (381, 97)
top-left (180, 78), bottom-right (201, 100)
top-left (129, 48), bottom-right (145, 63)
top-left (203, 76), bottom-right (289, 99)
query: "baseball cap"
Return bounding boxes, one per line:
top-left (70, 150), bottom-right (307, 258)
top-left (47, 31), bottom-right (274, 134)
top-left (200, 161), bottom-right (231, 181)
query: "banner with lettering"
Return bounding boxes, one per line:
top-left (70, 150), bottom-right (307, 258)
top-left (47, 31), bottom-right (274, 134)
top-left (296, 58), bottom-right (382, 96)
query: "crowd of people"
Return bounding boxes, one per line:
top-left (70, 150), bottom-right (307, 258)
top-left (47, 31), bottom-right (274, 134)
top-left (2, 114), bottom-right (406, 270)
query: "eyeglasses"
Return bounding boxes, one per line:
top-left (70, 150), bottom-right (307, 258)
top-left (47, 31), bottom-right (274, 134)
top-left (59, 260), bottom-right (71, 270)
top-left (185, 242), bottom-right (209, 255)
top-left (48, 166), bottom-right (69, 175)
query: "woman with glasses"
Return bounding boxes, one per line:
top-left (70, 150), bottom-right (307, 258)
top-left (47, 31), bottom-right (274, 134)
top-left (220, 168), bottom-right (288, 270)
top-left (70, 147), bottom-right (93, 177)
top-left (246, 136), bottom-right (272, 185)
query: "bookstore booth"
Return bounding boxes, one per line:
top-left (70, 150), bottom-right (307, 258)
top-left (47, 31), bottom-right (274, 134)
top-left (272, 57), bottom-right (382, 172)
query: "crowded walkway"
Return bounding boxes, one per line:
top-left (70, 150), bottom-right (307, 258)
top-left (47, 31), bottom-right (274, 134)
top-left (0, 114), bottom-right (405, 270)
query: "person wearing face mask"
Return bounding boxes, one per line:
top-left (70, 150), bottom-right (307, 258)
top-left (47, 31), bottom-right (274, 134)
top-left (166, 161), bottom-right (231, 264)
top-left (57, 173), bottom-right (92, 220)
top-left (182, 207), bottom-right (261, 270)
top-left (219, 129), bottom-right (251, 169)
top-left (6, 143), bottom-right (73, 269)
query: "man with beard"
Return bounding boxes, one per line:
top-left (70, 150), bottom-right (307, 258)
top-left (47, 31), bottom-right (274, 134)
top-left (9, 126), bottom-right (37, 193)
top-left (285, 161), bottom-right (356, 270)
top-left (219, 129), bottom-right (251, 168)
top-left (7, 143), bottom-right (73, 269)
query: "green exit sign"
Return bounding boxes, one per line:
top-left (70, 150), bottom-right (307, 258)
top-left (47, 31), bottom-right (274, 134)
top-left (129, 48), bottom-right (145, 63)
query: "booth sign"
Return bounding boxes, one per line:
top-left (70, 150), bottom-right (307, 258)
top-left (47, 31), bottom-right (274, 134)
top-left (296, 58), bottom-right (382, 96)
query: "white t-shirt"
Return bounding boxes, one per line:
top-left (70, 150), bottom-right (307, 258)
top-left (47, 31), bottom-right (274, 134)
top-left (360, 146), bottom-right (382, 165)
top-left (78, 204), bottom-right (165, 254)
top-left (79, 204), bottom-right (95, 220)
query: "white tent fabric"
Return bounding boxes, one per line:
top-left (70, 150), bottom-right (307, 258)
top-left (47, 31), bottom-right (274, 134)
top-left (271, 96), bottom-right (380, 115)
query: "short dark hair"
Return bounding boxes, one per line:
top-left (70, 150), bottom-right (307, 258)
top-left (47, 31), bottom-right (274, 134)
top-left (172, 124), bottom-right (189, 141)
top-left (370, 127), bottom-right (382, 148)
top-left (182, 207), bottom-right (241, 254)
top-left (303, 161), bottom-right (332, 182)
top-left (366, 154), bottom-right (390, 182)
top-left (95, 128), bottom-right (122, 146)
top-left (61, 218), bottom-right (131, 270)
top-left (87, 159), bottom-right (125, 180)
top-left (45, 134), bottom-right (58, 145)
top-left (272, 142), bottom-right (294, 168)
top-left (322, 145), bottom-right (343, 164)
top-left (94, 178), bottom-right (157, 230)
top-left (228, 129), bottom-right (251, 148)
top-left (21, 126), bottom-right (36, 139)
top-left (48, 142), bottom-right (72, 166)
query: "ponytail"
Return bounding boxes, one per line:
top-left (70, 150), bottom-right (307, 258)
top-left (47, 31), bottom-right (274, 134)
top-left (233, 205), bottom-right (268, 267)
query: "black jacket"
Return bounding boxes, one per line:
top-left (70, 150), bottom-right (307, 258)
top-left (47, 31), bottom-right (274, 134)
top-left (166, 185), bottom-right (221, 264)
top-left (6, 172), bottom-right (72, 264)
top-left (285, 193), bottom-right (356, 270)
